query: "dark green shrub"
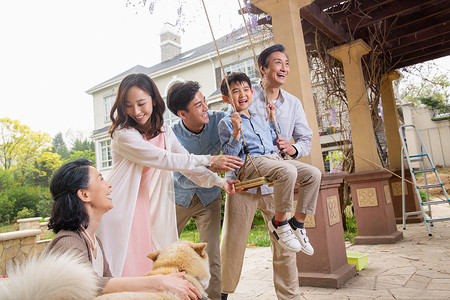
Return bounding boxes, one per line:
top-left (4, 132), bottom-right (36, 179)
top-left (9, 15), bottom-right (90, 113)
top-left (0, 185), bottom-right (47, 220)
top-left (0, 194), bottom-right (16, 223)
top-left (16, 207), bottom-right (35, 219)
top-left (36, 191), bottom-right (53, 218)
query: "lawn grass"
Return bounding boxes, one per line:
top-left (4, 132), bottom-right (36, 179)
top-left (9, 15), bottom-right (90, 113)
top-left (179, 208), bottom-right (270, 247)
top-left (179, 222), bottom-right (271, 247)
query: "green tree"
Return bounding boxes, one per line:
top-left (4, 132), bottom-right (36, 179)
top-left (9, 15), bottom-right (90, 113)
top-left (0, 118), bottom-right (27, 170)
top-left (0, 118), bottom-right (53, 184)
top-left (0, 119), bottom-right (65, 221)
top-left (16, 131), bottom-right (53, 183)
top-left (399, 63), bottom-right (450, 106)
top-left (67, 150), bottom-right (96, 167)
top-left (29, 151), bottom-right (62, 186)
top-left (419, 96), bottom-right (450, 116)
top-left (71, 138), bottom-right (94, 152)
top-left (53, 132), bottom-right (70, 159)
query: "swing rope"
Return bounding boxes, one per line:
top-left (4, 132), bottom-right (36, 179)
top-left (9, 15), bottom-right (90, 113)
top-left (236, 0), bottom-right (282, 139)
top-left (200, 0), bottom-right (262, 180)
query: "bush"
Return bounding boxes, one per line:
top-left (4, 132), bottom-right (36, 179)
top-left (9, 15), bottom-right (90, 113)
top-left (36, 191), bottom-right (53, 218)
top-left (16, 207), bottom-right (35, 219)
top-left (0, 194), bottom-right (16, 223)
top-left (0, 185), bottom-right (48, 221)
top-left (184, 218), bottom-right (197, 231)
top-left (419, 190), bottom-right (428, 202)
top-left (252, 208), bottom-right (265, 226)
top-left (344, 213), bottom-right (358, 243)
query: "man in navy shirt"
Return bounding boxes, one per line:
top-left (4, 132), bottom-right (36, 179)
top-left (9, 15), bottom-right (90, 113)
top-left (167, 81), bottom-right (242, 300)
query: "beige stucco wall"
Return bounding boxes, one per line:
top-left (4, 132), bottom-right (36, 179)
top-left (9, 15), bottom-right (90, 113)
top-left (401, 103), bottom-right (450, 167)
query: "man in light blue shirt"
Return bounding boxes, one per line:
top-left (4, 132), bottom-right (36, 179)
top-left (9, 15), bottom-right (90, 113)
top-left (166, 81), bottom-right (242, 300)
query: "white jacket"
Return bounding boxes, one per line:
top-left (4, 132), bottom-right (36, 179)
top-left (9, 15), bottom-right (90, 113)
top-left (97, 125), bottom-right (225, 277)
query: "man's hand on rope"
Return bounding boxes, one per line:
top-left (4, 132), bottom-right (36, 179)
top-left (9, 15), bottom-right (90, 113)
top-left (276, 137), bottom-right (297, 157)
top-left (210, 155), bottom-right (242, 173)
top-left (222, 179), bottom-right (241, 195)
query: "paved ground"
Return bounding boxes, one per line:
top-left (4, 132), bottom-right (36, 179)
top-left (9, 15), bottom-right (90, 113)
top-left (229, 204), bottom-right (450, 299)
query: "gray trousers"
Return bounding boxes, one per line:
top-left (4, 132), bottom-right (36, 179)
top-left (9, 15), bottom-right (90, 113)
top-left (176, 195), bottom-right (222, 300)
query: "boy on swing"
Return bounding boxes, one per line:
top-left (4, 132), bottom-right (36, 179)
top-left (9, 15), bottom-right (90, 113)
top-left (218, 72), bottom-right (314, 254)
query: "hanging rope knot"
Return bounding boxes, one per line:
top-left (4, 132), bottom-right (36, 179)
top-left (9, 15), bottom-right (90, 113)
top-left (243, 145), bottom-right (250, 155)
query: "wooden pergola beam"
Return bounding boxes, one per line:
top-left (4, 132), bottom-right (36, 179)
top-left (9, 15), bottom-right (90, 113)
top-left (388, 21), bottom-right (450, 50)
top-left (391, 32), bottom-right (450, 58)
top-left (394, 48), bottom-right (450, 69)
top-left (330, 0), bottom-right (394, 21)
top-left (300, 2), bottom-right (350, 44)
top-left (314, 0), bottom-right (348, 11)
top-left (346, 0), bottom-right (436, 30)
top-left (392, 0), bottom-right (450, 30)
top-left (386, 10), bottom-right (450, 42)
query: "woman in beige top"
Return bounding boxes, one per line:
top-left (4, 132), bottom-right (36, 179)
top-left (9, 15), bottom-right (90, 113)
top-left (44, 158), bottom-right (202, 299)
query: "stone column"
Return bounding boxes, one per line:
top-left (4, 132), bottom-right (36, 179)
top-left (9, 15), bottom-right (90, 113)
top-left (329, 40), bottom-right (402, 243)
top-left (381, 72), bottom-right (423, 223)
top-left (381, 72), bottom-right (402, 169)
top-left (252, 0), bottom-right (324, 171)
top-left (328, 40), bottom-right (381, 172)
top-left (252, 0), bottom-right (354, 287)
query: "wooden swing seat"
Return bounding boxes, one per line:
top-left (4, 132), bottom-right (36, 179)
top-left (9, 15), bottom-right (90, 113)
top-left (235, 176), bottom-right (274, 190)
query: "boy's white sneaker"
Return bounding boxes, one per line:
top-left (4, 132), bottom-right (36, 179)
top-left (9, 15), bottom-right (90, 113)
top-left (292, 227), bottom-right (314, 255)
top-left (268, 220), bottom-right (301, 252)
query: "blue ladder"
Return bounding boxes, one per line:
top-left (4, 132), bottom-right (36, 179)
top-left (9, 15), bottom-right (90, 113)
top-left (399, 124), bottom-right (450, 236)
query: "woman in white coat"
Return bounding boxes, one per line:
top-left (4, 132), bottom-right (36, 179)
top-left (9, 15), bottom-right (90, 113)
top-left (97, 73), bottom-right (241, 278)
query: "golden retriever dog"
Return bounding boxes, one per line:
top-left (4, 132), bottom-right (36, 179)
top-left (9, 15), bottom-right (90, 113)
top-left (96, 241), bottom-right (210, 300)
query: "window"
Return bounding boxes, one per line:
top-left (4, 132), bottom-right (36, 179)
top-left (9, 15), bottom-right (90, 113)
top-left (163, 96), bottom-right (179, 126)
top-left (163, 108), bottom-right (179, 126)
top-left (100, 140), bottom-right (112, 168)
top-left (104, 95), bottom-right (115, 122)
top-left (222, 58), bottom-right (258, 81)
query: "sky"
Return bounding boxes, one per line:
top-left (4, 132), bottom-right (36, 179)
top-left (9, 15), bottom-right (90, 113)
top-left (0, 0), bottom-right (244, 139)
top-left (1, 0), bottom-right (449, 140)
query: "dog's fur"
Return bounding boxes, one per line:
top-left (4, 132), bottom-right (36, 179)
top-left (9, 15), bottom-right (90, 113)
top-left (0, 241), bottom-right (209, 300)
top-left (95, 240), bottom-right (210, 300)
top-left (0, 251), bottom-right (99, 300)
